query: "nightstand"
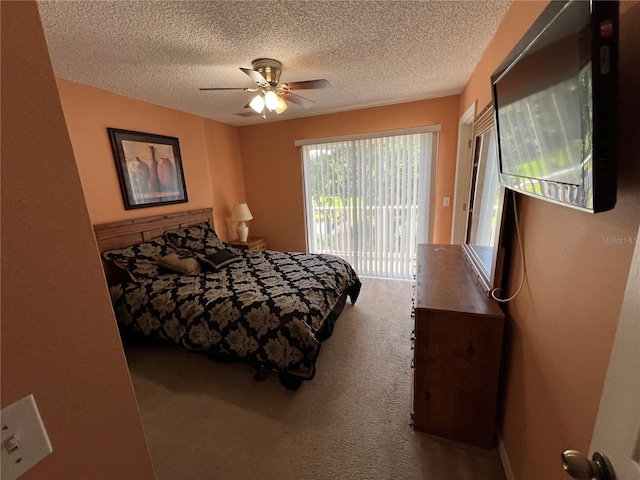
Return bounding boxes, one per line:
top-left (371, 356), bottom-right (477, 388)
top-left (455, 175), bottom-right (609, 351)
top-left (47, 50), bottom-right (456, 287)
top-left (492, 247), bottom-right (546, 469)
top-left (228, 237), bottom-right (267, 251)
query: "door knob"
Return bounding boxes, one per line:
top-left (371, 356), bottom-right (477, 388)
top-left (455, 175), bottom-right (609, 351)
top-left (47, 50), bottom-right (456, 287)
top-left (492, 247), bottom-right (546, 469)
top-left (561, 449), bottom-right (615, 480)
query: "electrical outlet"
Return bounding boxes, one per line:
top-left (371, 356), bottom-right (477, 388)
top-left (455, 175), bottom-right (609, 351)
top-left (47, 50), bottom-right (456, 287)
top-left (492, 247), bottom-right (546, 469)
top-left (443, 197), bottom-right (451, 207)
top-left (1, 395), bottom-right (52, 480)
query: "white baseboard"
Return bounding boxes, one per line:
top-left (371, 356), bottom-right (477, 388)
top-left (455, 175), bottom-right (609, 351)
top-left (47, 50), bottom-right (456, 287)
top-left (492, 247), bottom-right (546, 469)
top-left (498, 434), bottom-right (516, 480)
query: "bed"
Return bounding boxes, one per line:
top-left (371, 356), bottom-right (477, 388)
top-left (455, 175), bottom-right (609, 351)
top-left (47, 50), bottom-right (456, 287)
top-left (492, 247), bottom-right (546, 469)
top-left (94, 208), bottom-right (361, 389)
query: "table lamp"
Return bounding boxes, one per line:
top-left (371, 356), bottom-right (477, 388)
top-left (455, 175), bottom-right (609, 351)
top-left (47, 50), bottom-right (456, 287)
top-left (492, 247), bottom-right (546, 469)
top-left (231, 203), bottom-right (253, 242)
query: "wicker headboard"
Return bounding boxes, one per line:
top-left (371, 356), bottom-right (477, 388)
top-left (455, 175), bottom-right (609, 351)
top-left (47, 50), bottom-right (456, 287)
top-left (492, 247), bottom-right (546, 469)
top-left (93, 208), bottom-right (214, 285)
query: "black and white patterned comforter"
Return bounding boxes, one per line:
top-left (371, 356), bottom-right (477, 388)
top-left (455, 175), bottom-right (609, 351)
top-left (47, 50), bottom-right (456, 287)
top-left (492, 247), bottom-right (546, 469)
top-left (110, 249), bottom-right (361, 379)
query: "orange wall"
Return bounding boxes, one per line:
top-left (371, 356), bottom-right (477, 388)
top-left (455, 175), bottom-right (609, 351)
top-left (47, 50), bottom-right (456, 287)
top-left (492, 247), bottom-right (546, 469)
top-left (1, 2), bottom-right (154, 478)
top-left (240, 96), bottom-right (460, 252)
top-left (202, 119), bottom-right (247, 238)
top-left (461, 2), bottom-right (640, 479)
top-left (56, 79), bottom-right (246, 241)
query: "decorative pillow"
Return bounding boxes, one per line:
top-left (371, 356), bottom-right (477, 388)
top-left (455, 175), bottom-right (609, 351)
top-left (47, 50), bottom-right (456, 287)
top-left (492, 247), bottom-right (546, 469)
top-left (163, 222), bottom-right (226, 253)
top-left (198, 249), bottom-right (240, 270)
top-left (102, 237), bottom-right (170, 281)
top-left (157, 250), bottom-right (201, 275)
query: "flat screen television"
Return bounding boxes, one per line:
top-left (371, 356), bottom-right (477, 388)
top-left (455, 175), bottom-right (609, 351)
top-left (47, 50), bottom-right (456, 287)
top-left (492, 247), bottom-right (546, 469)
top-left (491, 0), bottom-right (619, 213)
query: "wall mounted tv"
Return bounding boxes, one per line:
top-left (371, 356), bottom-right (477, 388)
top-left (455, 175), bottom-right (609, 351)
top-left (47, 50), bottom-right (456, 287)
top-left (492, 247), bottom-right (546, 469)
top-left (491, 0), bottom-right (618, 213)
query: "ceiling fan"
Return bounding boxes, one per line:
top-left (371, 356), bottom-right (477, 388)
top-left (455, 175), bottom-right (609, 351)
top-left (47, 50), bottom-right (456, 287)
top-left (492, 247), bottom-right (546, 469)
top-left (199, 58), bottom-right (330, 117)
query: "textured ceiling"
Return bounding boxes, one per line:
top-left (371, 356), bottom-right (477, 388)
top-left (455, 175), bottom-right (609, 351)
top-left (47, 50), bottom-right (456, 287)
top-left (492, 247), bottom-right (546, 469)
top-left (37, 0), bottom-right (512, 127)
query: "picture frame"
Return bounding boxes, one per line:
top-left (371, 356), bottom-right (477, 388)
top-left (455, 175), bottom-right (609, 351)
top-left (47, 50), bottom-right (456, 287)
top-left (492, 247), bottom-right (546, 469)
top-left (107, 128), bottom-right (188, 210)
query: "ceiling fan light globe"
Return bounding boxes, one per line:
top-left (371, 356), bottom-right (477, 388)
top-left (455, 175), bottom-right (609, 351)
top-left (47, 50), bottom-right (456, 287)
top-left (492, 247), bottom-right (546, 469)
top-left (275, 96), bottom-right (288, 114)
top-left (249, 94), bottom-right (265, 113)
top-left (264, 90), bottom-right (279, 111)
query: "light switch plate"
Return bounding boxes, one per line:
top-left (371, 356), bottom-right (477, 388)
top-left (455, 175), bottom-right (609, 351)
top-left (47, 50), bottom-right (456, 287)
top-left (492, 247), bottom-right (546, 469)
top-left (1, 395), bottom-right (53, 480)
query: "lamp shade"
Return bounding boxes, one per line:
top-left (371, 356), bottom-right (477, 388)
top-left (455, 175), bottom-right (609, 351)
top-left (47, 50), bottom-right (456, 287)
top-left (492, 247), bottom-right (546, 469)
top-left (231, 203), bottom-right (253, 222)
top-left (249, 95), bottom-right (265, 113)
top-left (275, 96), bottom-right (288, 114)
top-left (264, 90), bottom-right (279, 111)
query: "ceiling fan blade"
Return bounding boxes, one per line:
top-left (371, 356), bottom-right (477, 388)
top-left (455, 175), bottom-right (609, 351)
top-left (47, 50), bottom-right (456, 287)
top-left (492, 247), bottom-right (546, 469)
top-left (199, 87), bottom-right (249, 91)
top-left (240, 67), bottom-right (269, 87)
top-left (280, 91), bottom-right (315, 108)
top-left (281, 79), bottom-right (330, 90)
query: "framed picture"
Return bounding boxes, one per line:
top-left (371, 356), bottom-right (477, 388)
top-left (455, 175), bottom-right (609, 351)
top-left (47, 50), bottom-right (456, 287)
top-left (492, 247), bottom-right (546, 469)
top-left (107, 128), bottom-right (188, 209)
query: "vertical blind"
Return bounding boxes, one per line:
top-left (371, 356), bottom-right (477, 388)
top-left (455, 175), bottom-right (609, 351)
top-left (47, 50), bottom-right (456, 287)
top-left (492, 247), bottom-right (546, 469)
top-left (302, 132), bottom-right (433, 279)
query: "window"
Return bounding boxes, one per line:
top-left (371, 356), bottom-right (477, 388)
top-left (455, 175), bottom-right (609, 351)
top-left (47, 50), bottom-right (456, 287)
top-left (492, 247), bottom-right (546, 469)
top-left (300, 130), bottom-right (437, 279)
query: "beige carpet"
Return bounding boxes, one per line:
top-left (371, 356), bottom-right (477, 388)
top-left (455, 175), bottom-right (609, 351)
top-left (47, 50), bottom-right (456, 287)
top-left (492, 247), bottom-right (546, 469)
top-left (126, 277), bottom-right (506, 480)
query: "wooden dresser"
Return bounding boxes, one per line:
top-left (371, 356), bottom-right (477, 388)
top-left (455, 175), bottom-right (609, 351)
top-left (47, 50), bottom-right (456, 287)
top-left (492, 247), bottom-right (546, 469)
top-left (412, 244), bottom-right (505, 448)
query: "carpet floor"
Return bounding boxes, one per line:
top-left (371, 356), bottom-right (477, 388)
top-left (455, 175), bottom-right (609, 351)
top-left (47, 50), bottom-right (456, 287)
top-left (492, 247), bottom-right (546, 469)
top-left (126, 276), bottom-right (506, 480)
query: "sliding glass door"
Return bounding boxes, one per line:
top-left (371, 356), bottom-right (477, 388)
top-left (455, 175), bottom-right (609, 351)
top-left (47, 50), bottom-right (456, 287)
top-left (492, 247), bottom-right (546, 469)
top-left (302, 131), bottom-right (436, 279)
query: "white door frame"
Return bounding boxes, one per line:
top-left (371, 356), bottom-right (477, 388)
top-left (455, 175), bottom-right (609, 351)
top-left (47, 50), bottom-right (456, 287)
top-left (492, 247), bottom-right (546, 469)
top-left (451, 102), bottom-right (477, 244)
top-left (589, 225), bottom-right (640, 479)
